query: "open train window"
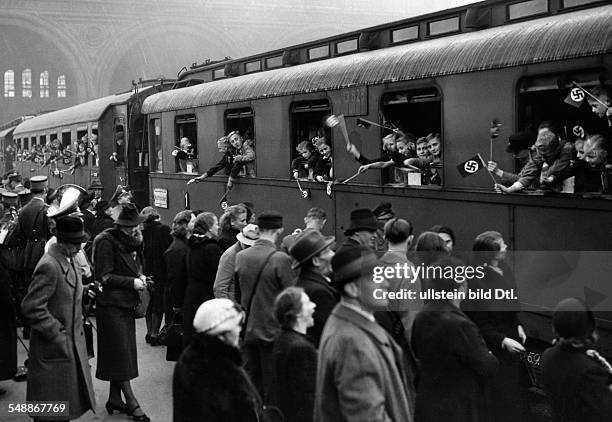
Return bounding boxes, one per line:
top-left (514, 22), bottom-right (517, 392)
top-left (61, 131), bottom-right (71, 149)
top-left (149, 118), bottom-right (163, 172)
top-left (290, 100), bottom-right (332, 180)
top-left (518, 69), bottom-right (611, 194)
top-left (380, 87), bottom-right (442, 187)
top-left (175, 114), bottom-right (198, 174)
top-left (113, 118), bottom-right (126, 166)
top-left (225, 107), bottom-right (255, 176)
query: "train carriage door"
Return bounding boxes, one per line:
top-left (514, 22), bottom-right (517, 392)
top-left (290, 100), bottom-right (332, 179)
top-left (127, 115), bottom-right (149, 208)
top-left (175, 114), bottom-right (198, 174)
top-left (225, 107), bottom-right (255, 176)
top-left (518, 69), bottom-right (611, 174)
top-left (381, 87), bottom-right (442, 186)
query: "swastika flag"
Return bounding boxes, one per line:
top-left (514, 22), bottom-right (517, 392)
top-left (457, 155), bottom-right (484, 178)
top-left (564, 87), bottom-right (585, 108)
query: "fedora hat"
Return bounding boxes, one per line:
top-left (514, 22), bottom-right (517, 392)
top-left (289, 230), bottom-right (335, 270)
top-left (344, 208), bottom-right (379, 235)
top-left (115, 204), bottom-right (144, 227)
top-left (236, 223), bottom-right (260, 246)
top-left (331, 245), bottom-right (379, 288)
top-left (55, 216), bottom-right (89, 244)
top-left (48, 187), bottom-right (82, 219)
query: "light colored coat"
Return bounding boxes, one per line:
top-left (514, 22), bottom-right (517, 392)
top-left (315, 302), bottom-right (414, 422)
top-left (21, 243), bottom-right (96, 420)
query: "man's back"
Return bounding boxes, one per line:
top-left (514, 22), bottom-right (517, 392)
top-left (316, 302), bottom-right (413, 422)
top-left (236, 239), bottom-right (294, 344)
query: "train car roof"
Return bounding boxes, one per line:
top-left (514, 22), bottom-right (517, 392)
top-left (13, 88), bottom-right (151, 136)
top-left (0, 126), bottom-right (16, 139)
top-left (142, 5), bottom-right (611, 114)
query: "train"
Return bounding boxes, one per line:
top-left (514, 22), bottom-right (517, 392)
top-left (2, 0), bottom-right (612, 389)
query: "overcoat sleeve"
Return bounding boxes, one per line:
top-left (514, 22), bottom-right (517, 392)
top-left (21, 260), bottom-right (63, 341)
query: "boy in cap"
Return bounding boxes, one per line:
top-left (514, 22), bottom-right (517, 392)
top-left (235, 211), bottom-right (294, 404)
top-left (315, 245), bottom-right (414, 422)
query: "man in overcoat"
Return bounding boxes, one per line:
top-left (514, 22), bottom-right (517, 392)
top-left (315, 245), bottom-right (414, 422)
top-left (21, 216), bottom-right (96, 421)
top-left (289, 229), bottom-right (337, 346)
top-left (235, 211), bottom-right (295, 405)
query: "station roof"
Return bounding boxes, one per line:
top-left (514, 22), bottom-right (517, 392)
top-left (142, 5), bottom-right (612, 114)
top-left (13, 89), bottom-right (147, 136)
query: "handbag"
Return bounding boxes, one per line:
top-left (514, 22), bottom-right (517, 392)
top-left (165, 311), bottom-right (184, 362)
top-left (134, 285), bottom-right (151, 319)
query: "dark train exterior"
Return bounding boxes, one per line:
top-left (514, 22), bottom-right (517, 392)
top-left (141, 0), bottom-right (612, 369)
top-left (8, 82), bottom-right (172, 208)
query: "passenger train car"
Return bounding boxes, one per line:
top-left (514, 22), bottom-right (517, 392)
top-left (141, 0), bottom-right (612, 372)
top-left (7, 81), bottom-right (173, 208)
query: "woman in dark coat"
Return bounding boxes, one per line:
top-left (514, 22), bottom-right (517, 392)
top-left (462, 231), bottom-right (527, 422)
top-left (174, 298), bottom-right (261, 422)
top-left (90, 199), bottom-right (114, 241)
top-left (542, 298), bottom-right (612, 421)
top-left (217, 204), bottom-right (247, 252)
top-left (139, 206), bottom-right (172, 345)
top-left (164, 209), bottom-right (194, 311)
top-left (0, 261), bottom-right (17, 392)
top-left (412, 256), bottom-right (498, 422)
top-left (182, 212), bottom-right (221, 348)
top-left (92, 204), bottom-right (150, 421)
top-left (273, 287), bottom-right (317, 422)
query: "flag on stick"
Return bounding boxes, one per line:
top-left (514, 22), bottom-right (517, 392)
top-left (457, 155), bottom-right (484, 178)
top-left (356, 118), bottom-right (372, 129)
top-left (564, 87), bottom-right (585, 108)
top-left (337, 115), bottom-right (351, 146)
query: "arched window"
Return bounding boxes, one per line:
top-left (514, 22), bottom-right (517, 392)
top-left (40, 71), bottom-right (49, 98)
top-left (57, 74), bottom-right (66, 98)
top-left (22, 69), bottom-right (32, 98)
top-left (4, 70), bottom-right (15, 97)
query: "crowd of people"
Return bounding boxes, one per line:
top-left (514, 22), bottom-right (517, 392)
top-left (1, 170), bottom-right (612, 421)
top-left (3, 134), bottom-right (100, 176)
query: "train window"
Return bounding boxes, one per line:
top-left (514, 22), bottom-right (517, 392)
top-left (61, 131), bottom-right (71, 150)
top-left (427, 17), bottom-right (460, 37)
top-left (39, 135), bottom-right (46, 146)
top-left (336, 39), bottom-right (358, 55)
top-left (213, 68), bottom-right (225, 80)
top-left (245, 60), bottom-right (261, 74)
top-left (225, 107), bottom-right (255, 177)
top-left (507, 0), bottom-right (548, 21)
top-left (562, 0), bottom-right (603, 8)
top-left (391, 26), bottom-right (419, 44)
top-left (308, 45), bottom-right (330, 61)
top-left (265, 55), bottom-right (283, 69)
top-left (380, 87), bottom-right (442, 187)
top-left (149, 118), bottom-right (162, 172)
top-left (175, 114), bottom-right (198, 174)
top-left (76, 129), bottom-right (88, 165)
top-left (113, 120), bottom-right (125, 166)
top-left (517, 69), bottom-right (611, 190)
top-left (290, 100), bottom-right (332, 180)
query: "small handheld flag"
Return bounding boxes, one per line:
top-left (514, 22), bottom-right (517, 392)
top-left (356, 118), bottom-right (372, 129)
top-left (564, 87), bottom-right (585, 108)
top-left (457, 155), bottom-right (484, 178)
